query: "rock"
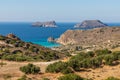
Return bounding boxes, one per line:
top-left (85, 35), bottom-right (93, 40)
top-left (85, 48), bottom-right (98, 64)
top-left (57, 27), bottom-right (120, 49)
top-left (6, 33), bottom-right (20, 40)
top-left (32, 21), bottom-right (57, 27)
top-left (48, 37), bottom-right (55, 42)
top-left (74, 20), bottom-right (108, 28)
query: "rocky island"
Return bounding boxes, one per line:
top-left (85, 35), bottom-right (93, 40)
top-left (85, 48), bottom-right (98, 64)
top-left (57, 27), bottom-right (120, 49)
top-left (74, 20), bottom-right (108, 28)
top-left (32, 21), bottom-right (57, 27)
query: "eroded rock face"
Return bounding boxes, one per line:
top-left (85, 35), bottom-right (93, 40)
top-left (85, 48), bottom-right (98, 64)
top-left (57, 27), bottom-right (120, 49)
top-left (32, 21), bottom-right (57, 27)
top-left (74, 20), bottom-right (107, 28)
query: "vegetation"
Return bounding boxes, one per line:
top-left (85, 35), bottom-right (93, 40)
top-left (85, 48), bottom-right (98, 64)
top-left (0, 34), bottom-right (66, 62)
top-left (46, 61), bottom-right (72, 74)
top-left (58, 73), bottom-right (88, 80)
top-left (18, 75), bottom-right (32, 80)
top-left (105, 77), bottom-right (120, 80)
top-left (20, 63), bottom-right (40, 74)
top-left (46, 49), bottom-right (120, 74)
top-left (3, 74), bottom-right (12, 80)
top-left (42, 78), bottom-right (50, 80)
top-left (0, 61), bottom-right (7, 67)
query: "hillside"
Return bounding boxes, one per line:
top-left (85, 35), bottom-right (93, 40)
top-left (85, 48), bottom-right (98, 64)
top-left (0, 33), bottom-right (65, 62)
top-left (57, 27), bottom-right (120, 50)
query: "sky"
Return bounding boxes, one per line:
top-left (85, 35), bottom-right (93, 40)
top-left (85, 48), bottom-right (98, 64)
top-left (0, 0), bottom-right (120, 22)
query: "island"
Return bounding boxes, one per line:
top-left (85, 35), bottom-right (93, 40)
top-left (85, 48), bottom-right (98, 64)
top-left (32, 21), bottom-right (57, 27)
top-left (74, 20), bottom-right (108, 28)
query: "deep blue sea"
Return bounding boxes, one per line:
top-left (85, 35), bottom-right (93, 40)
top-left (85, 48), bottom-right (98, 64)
top-left (0, 22), bottom-right (120, 48)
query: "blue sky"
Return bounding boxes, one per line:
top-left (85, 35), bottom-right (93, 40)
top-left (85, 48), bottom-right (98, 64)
top-left (0, 0), bottom-right (120, 22)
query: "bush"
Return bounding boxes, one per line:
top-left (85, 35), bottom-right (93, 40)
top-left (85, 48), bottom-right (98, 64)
top-left (68, 59), bottom-right (80, 71)
top-left (112, 51), bottom-right (120, 60)
top-left (20, 63), bottom-right (40, 74)
top-left (18, 75), bottom-right (27, 80)
top-left (42, 78), bottom-right (50, 80)
top-left (46, 61), bottom-right (68, 73)
top-left (105, 77), bottom-right (120, 80)
top-left (17, 75), bottom-right (32, 80)
top-left (58, 73), bottom-right (86, 80)
top-left (95, 49), bottom-right (112, 56)
top-left (61, 67), bottom-right (73, 74)
top-left (104, 55), bottom-right (115, 65)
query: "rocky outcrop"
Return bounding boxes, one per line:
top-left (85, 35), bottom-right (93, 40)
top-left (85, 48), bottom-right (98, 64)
top-left (32, 21), bottom-right (57, 27)
top-left (47, 37), bottom-right (55, 42)
top-left (6, 33), bottom-right (20, 40)
top-left (74, 20), bottom-right (108, 28)
top-left (57, 27), bottom-right (120, 49)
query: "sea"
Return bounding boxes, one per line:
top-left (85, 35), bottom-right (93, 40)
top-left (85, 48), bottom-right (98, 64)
top-left (0, 22), bottom-right (120, 48)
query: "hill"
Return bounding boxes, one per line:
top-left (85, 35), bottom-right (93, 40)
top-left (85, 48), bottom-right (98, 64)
top-left (0, 33), bottom-right (65, 61)
top-left (57, 27), bottom-right (120, 50)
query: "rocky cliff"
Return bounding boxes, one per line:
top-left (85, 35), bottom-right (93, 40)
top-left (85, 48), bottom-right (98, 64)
top-left (74, 20), bottom-right (108, 28)
top-left (32, 21), bottom-right (57, 27)
top-left (57, 27), bottom-right (120, 49)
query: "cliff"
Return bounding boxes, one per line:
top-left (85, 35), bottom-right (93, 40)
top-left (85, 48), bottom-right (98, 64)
top-left (74, 20), bottom-right (108, 28)
top-left (32, 21), bottom-right (57, 27)
top-left (57, 27), bottom-right (120, 49)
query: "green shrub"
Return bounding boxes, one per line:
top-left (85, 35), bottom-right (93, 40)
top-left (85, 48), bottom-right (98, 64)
top-left (20, 63), bottom-right (40, 74)
top-left (46, 61), bottom-right (68, 73)
top-left (95, 49), bottom-right (112, 56)
top-left (105, 77), bottom-right (120, 80)
top-left (104, 55), bottom-right (115, 65)
top-left (68, 59), bottom-right (80, 71)
top-left (61, 67), bottom-right (73, 74)
top-left (18, 75), bottom-right (27, 80)
top-left (17, 75), bottom-right (32, 80)
top-left (58, 73), bottom-right (86, 80)
top-left (112, 51), bottom-right (120, 60)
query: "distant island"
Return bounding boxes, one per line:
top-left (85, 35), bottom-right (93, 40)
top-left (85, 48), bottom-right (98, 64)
top-left (32, 21), bottom-right (57, 27)
top-left (74, 20), bottom-right (108, 28)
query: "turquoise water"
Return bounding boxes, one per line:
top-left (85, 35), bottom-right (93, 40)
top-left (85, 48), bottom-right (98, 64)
top-left (0, 22), bottom-right (120, 48)
top-left (33, 41), bottom-right (61, 48)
